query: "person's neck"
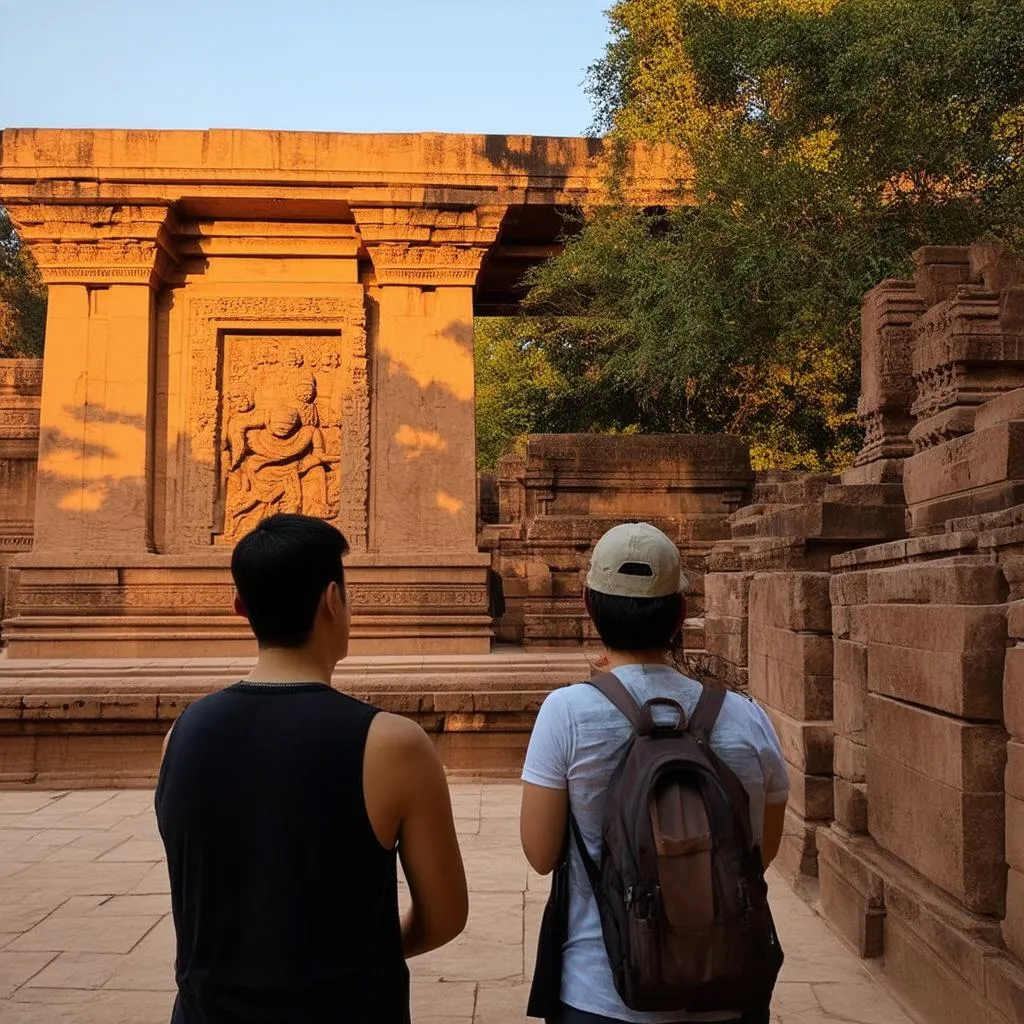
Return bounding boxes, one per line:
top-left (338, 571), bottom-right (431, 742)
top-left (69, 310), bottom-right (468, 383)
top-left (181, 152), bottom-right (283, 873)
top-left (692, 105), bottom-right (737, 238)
top-left (603, 648), bottom-right (672, 670)
top-left (245, 646), bottom-right (336, 686)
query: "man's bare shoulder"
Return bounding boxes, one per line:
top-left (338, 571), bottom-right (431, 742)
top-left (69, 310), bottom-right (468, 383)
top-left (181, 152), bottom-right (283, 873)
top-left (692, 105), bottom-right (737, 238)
top-left (367, 711), bottom-right (436, 760)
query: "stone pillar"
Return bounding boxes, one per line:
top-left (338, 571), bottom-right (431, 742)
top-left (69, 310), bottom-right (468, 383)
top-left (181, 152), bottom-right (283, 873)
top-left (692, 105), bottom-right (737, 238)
top-left (30, 241), bottom-right (164, 553)
top-left (365, 244), bottom-right (485, 553)
top-left (844, 279), bottom-right (926, 485)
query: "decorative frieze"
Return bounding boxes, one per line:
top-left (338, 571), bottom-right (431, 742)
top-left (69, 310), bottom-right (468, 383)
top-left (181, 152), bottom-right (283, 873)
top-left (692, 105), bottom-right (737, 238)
top-left (367, 244), bottom-right (486, 286)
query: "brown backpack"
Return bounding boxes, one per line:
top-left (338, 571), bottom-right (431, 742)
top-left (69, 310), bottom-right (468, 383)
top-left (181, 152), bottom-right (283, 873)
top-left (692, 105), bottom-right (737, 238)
top-left (570, 673), bottom-right (784, 1015)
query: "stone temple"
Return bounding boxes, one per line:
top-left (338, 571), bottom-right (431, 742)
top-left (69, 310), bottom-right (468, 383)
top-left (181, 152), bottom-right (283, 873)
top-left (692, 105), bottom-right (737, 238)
top-left (7, 129), bottom-right (1024, 1022)
top-left (1, 128), bottom-right (746, 783)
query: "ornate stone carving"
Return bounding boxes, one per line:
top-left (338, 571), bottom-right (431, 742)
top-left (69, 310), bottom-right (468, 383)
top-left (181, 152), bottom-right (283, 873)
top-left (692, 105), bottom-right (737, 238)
top-left (347, 587), bottom-right (490, 609)
top-left (368, 244), bottom-right (485, 286)
top-left (218, 336), bottom-right (343, 542)
top-left (32, 240), bottom-right (168, 285)
top-left (0, 360), bottom-right (43, 395)
top-left (181, 296), bottom-right (369, 551)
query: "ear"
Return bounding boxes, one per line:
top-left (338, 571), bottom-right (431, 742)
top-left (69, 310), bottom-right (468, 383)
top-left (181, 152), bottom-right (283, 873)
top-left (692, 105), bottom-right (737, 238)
top-left (233, 593), bottom-right (247, 618)
top-left (324, 580), bottom-right (345, 619)
top-left (677, 595), bottom-right (687, 629)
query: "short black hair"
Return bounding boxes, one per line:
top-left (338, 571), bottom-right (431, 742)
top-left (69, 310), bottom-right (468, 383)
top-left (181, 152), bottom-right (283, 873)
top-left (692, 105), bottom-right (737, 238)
top-left (230, 514), bottom-right (350, 649)
top-left (585, 588), bottom-right (684, 652)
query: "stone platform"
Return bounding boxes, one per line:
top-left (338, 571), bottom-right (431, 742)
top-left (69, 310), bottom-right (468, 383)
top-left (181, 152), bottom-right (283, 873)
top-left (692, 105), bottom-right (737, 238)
top-left (0, 650), bottom-right (592, 788)
top-left (0, 783), bottom-right (923, 1024)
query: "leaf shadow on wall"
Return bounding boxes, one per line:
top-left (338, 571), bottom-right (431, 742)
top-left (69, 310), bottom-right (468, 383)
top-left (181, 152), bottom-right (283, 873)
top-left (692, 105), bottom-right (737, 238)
top-left (365, 297), bottom-right (480, 552)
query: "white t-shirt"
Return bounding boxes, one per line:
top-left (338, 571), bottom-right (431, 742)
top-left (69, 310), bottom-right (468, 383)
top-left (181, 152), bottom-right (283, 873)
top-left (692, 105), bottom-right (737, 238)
top-left (522, 663), bottom-right (790, 1024)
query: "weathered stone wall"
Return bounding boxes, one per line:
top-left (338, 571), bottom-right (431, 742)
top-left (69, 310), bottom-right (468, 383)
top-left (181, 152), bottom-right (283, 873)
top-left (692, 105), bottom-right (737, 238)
top-left (0, 359), bottom-right (41, 628)
top-left (702, 239), bottom-right (1024, 1021)
top-left (481, 433), bottom-right (754, 649)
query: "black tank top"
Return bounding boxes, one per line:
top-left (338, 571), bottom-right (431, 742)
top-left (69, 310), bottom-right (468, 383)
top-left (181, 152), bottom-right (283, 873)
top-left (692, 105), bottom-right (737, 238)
top-left (155, 682), bottom-right (408, 1024)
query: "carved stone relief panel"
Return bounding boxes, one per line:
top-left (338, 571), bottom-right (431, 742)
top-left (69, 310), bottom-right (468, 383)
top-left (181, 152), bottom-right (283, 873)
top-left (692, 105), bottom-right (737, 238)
top-left (178, 296), bottom-right (369, 551)
top-left (217, 334), bottom-right (345, 543)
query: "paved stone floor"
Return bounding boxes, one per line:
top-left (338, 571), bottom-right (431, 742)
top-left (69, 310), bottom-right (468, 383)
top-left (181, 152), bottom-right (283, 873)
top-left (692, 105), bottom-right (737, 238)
top-left (0, 785), bottom-right (922, 1023)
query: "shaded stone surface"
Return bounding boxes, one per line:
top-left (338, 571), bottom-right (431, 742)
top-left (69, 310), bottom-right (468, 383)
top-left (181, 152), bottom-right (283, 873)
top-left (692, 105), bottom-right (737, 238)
top-left (0, 784), bottom-right (920, 1024)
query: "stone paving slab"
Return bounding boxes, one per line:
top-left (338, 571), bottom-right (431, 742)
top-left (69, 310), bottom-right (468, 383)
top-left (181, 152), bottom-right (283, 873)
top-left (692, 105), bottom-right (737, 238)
top-left (0, 785), bottom-right (923, 1023)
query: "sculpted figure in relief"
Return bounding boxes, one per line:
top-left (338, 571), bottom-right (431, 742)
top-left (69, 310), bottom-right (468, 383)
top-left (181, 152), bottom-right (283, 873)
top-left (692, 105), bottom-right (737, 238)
top-left (220, 369), bottom-right (336, 540)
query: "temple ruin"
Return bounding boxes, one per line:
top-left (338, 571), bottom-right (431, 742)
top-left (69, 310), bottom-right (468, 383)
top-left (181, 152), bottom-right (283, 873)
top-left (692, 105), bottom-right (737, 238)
top-left (5, 127), bottom-right (1024, 1021)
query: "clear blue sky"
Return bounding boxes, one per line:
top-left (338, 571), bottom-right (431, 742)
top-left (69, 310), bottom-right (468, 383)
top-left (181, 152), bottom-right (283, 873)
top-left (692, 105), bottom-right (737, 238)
top-left (1, 0), bottom-right (611, 137)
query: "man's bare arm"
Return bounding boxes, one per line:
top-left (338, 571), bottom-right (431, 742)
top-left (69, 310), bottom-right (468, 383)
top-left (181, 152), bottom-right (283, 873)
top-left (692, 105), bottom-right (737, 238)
top-left (762, 800), bottom-right (787, 869)
top-left (384, 719), bottom-right (468, 958)
top-left (520, 782), bottom-right (569, 876)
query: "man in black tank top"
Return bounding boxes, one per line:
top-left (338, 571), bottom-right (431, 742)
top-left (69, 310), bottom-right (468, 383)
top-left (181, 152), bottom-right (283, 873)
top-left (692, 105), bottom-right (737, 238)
top-left (156, 514), bottom-right (469, 1024)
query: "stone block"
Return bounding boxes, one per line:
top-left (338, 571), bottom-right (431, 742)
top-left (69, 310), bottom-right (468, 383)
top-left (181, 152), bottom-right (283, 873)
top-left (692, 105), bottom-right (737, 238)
top-left (885, 922), bottom-right (991, 1024)
top-left (831, 603), bottom-right (850, 640)
top-left (703, 614), bottom-right (748, 668)
top-left (1004, 647), bottom-right (1024, 738)
top-left (829, 570), bottom-right (868, 608)
top-left (748, 621), bottom-right (833, 675)
top-left (834, 777), bottom-right (868, 833)
top-left (785, 766), bottom-right (834, 823)
top-left (773, 808), bottom-right (819, 880)
top-left (882, 855), bottom-right (1005, 1006)
top-left (1007, 795), bottom-right (1024, 873)
top-left (909, 480), bottom-right (1024, 536)
top-left (904, 421), bottom-right (1024, 506)
top-left (822, 482), bottom-right (906, 506)
top-left (866, 693), bottom-right (1007, 791)
top-left (864, 562), bottom-right (1007, 606)
top-left (868, 748), bottom-right (1005, 914)
top-left (815, 827), bottom-right (884, 957)
top-left (1006, 741), bottom-right (1024, 801)
top-left (754, 654), bottom-right (834, 721)
top-left (758, 704), bottom-right (833, 775)
top-left (833, 735), bottom-right (866, 783)
top-left (975, 386), bottom-right (1024, 432)
top-left (868, 643), bottom-right (1004, 720)
top-left (753, 501), bottom-right (905, 542)
top-left (748, 572), bottom-right (831, 633)
top-left (833, 641), bottom-right (867, 740)
top-left (856, 603), bottom-right (1007, 652)
top-left (840, 459), bottom-right (906, 485)
top-left (1008, 600), bottom-right (1024, 641)
top-left (985, 955), bottom-right (1024, 1024)
top-left (1004, 868), bottom-right (1024, 961)
top-left (704, 572), bottom-right (751, 619)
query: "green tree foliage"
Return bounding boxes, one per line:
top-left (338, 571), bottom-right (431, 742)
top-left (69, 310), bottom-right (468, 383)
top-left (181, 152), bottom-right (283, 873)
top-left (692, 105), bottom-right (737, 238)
top-left (476, 315), bottom-right (647, 469)
top-left (485, 0), bottom-right (1024, 470)
top-left (0, 207), bottom-right (45, 358)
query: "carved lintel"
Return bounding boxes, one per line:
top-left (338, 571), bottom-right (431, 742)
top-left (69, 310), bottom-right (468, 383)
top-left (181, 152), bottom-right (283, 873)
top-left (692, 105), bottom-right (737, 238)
top-left (367, 244), bottom-right (486, 286)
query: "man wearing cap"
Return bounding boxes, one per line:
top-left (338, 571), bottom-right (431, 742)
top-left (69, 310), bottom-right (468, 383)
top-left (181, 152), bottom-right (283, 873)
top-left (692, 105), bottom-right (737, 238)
top-left (519, 522), bottom-right (789, 1024)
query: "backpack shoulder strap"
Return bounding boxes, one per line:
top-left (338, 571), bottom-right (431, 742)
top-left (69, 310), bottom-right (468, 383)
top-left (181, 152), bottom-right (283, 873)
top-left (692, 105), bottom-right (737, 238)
top-left (586, 671), bottom-right (641, 731)
top-left (687, 684), bottom-right (726, 741)
top-left (688, 685), bottom-right (760, 851)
